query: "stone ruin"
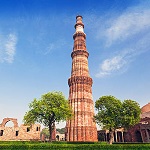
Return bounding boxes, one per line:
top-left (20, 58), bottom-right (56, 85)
top-left (0, 118), bottom-right (40, 141)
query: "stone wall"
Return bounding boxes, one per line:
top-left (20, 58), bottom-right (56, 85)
top-left (0, 118), bottom-right (40, 141)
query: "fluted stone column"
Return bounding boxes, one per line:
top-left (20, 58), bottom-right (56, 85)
top-left (66, 15), bottom-right (97, 142)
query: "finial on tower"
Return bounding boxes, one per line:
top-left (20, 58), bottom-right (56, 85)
top-left (76, 15), bottom-right (83, 19)
top-left (75, 15), bottom-right (84, 32)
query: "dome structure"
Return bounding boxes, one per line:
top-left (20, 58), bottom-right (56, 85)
top-left (141, 103), bottom-right (150, 113)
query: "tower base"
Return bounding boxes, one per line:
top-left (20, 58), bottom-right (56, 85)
top-left (66, 126), bottom-right (98, 142)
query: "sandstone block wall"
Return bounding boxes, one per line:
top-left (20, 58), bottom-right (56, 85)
top-left (0, 118), bottom-right (40, 141)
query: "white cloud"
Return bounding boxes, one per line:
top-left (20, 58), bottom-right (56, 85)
top-left (105, 9), bottom-right (150, 46)
top-left (96, 50), bottom-right (130, 78)
top-left (43, 39), bottom-right (67, 55)
top-left (4, 34), bottom-right (17, 63)
top-left (44, 43), bottom-right (55, 55)
top-left (0, 33), bottom-right (17, 63)
top-left (96, 2), bottom-right (150, 78)
top-left (101, 56), bottom-right (125, 71)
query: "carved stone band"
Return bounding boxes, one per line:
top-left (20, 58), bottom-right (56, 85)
top-left (69, 98), bottom-right (93, 104)
top-left (71, 50), bottom-right (89, 58)
top-left (73, 32), bottom-right (86, 39)
top-left (68, 76), bottom-right (93, 86)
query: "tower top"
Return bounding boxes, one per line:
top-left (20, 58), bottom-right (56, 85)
top-left (76, 15), bottom-right (83, 19)
top-left (75, 15), bottom-right (84, 32)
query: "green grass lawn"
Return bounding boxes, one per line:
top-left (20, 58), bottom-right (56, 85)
top-left (0, 141), bottom-right (150, 150)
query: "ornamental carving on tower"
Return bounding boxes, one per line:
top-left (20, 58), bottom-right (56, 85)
top-left (66, 15), bottom-right (97, 142)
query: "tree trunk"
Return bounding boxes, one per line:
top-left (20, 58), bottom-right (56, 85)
top-left (48, 112), bottom-right (55, 142)
top-left (109, 129), bottom-right (114, 144)
top-left (49, 124), bottom-right (52, 142)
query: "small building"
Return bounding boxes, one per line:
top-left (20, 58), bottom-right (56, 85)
top-left (124, 103), bottom-right (150, 142)
top-left (0, 118), bottom-right (40, 141)
top-left (97, 103), bottom-right (150, 143)
top-left (97, 128), bottom-right (125, 142)
top-left (56, 131), bottom-right (65, 141)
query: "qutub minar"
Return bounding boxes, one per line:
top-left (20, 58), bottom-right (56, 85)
top-left (66, 15), bottom-right (97, 141)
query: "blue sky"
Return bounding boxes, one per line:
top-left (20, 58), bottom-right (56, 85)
top-left (0, 0), bottom-right (150, 128)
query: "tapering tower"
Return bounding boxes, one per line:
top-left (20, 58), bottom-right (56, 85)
top-left (66, 16), bottom-right (97, 141)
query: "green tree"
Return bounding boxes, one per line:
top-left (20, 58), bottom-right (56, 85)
top-left (56, 128), bottom-right (65, 134)
top-left (121, 100), bottom-right (141, 129)
top-left (95, 95), bottom-right (141, 144)
top-left (23, 91), bottom-right (72, 142)
top-left (41, 128), bottom-right (49, 139)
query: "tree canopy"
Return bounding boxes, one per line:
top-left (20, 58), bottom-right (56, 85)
top-left (95, 95), bottom-right (141, 144)
top-left (40, 128), bottom-right (49, 140)
top-left (56, 128), bottom-right (65, 134)
top-left (23, 91), bottom-right (72, 142)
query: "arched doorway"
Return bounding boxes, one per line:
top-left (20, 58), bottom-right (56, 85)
top-left (135, 130), bottom-right (142, 142)
top-left (5, 121), bottom-right (14, 127)
top-left (56, 135), bottom-right (59, 141)
top-left (1, 118), bottom-right (18, 128)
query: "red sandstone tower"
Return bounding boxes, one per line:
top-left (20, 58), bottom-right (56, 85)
top-left (66, 16), bottom-right (97, 141)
